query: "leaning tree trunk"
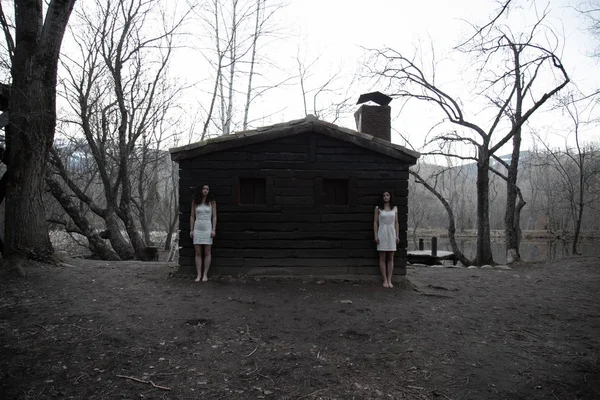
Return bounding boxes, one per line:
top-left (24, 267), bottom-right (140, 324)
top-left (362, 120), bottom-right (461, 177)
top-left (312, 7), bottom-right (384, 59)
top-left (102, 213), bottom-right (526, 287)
top-left (475, 150), bottom-right (494, 265)
top-left (105, 210), bottom-right (135, 260)
top-left (409, 170), bottom-right (472, 266)
top-left (46, 175), bottom-right (120, 260)
top-left (505, 128), bottom-right (522, 263)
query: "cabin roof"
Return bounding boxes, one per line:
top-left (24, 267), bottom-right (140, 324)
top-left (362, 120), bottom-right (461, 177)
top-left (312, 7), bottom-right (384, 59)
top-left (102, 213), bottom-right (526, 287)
top-left (170, 114), bottom-right (420, 164)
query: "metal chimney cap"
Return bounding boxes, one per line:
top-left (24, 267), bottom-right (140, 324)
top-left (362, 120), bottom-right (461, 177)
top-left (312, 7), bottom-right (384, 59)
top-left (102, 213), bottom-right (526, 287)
top-left (356, 91), bottom-right (392, 106)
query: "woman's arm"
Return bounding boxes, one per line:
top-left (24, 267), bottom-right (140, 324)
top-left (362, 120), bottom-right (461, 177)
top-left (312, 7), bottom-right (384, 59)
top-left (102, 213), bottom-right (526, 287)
top-left (211, 202), bottom-right (217, 237)
top-left (394, 207), bottom-right (399, 243)
top-left (373, 207), bottom-right (379, 243)
top-left (189, 200), bottom-right (196, 238)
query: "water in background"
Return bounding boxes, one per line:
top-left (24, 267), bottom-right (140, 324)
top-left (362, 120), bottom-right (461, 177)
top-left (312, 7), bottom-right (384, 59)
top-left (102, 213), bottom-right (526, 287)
top-left (408, 237), bottom-right (600, 264)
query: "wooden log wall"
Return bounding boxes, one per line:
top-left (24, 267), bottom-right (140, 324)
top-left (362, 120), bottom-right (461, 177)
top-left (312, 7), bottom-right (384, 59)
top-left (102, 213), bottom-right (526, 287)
top-left (177, 133), bottom-right (410, 276)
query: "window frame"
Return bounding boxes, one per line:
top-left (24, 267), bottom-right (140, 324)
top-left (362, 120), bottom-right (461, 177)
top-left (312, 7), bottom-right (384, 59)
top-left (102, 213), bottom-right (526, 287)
top-left (238, 177), bottom-right (267, 205)
top-left (321, 178), bottom-right (350, 206)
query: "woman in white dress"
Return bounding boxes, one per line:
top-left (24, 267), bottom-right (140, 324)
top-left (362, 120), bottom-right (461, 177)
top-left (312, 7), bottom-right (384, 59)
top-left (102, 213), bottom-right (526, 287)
top-left (374, 191), bottom-right (399, 288)
top-left (189, 185), bottom-right (217, 282)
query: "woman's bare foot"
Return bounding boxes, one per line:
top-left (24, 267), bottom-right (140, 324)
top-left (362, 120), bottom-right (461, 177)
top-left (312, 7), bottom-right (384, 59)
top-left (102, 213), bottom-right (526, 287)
top-left (202, 276), bottom-right (208, 282)
top-left (383, 281), bottom-right (389, 288)
top-left (388, 282), bottom-right (394, 288)
top-left (194, 276), bottom-right (201, 282)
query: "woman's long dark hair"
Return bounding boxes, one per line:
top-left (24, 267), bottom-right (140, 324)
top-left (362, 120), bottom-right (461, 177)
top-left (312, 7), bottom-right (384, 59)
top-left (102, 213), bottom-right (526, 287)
top-left (377, 190), bottom-right (395, 210)
top-left (193, 185), bottom-right (215, 206)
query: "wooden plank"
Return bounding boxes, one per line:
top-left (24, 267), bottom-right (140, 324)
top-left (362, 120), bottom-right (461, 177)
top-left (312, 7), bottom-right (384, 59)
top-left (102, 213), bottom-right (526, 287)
top-left (274, 196), bottom-right (314, 206)
top-left (216, 221), bottom-right (373, 231)
top-left (249, 152), bottom-right (307, 162)
top-left (201, 266), bottom-right (353, 275)
top-left (395, 169), bottom-right (410, 180)
top-left (211, 249), bottom-right (350, 259)
top-left (320, 213), bottom-right (373, 222)
top-left (217, 212), bottom-right (322, 223)
top-left (214, 239), bottom-right (343, 249)
top-left (183, 160), bottom-right (263, 170)
top-left (274, 187), bottom-right (315, 196)
top-left (257, 231), bottom-right (372, 240)
top-left (282, 205), bottom-right (374, 214)
top-left (309, 135), bottom-right (317, 163)
top-left (348, 249), bottom-right (379, 258)
top-left (266, 176), bottom-right (275, 206)
top-left (260, 161), bottom-right (405, 171)
top-left (356, 180), bottom-right (407, 189)
top-left (242, 258), bottom-right (375, 267)
top-left (273, 178), bottom-right (314, 188)
top-left (318, 147), bottom-right (369, 155)
top-left (353, 171), bottom-right (398, 179)
top-left (315, 153), bottom-right (400, 163)
top-left (217, 204), bottom-right (280, 213)
top-left (179, 182), bottom-right (236, 197)
top-left (341, 240), bottom-right (377, 249)
top-left (317, 136), bottom-right (358, 148)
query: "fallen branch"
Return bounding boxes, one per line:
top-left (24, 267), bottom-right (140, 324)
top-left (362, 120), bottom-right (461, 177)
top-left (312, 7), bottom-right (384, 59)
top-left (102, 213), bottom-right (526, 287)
top-left (116, 374), bottom-right (171, 391)
top-left (245, 346), bottom-right (258, 357)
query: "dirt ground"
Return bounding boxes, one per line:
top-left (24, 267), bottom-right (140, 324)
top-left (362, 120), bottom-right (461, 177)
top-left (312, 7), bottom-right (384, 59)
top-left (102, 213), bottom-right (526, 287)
top-left (0, 257), bottom-right (599, 400)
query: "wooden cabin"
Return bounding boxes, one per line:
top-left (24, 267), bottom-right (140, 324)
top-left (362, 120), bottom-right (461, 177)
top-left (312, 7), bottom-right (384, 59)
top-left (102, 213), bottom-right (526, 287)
top-left (170, 94), bottom-right (420, 276)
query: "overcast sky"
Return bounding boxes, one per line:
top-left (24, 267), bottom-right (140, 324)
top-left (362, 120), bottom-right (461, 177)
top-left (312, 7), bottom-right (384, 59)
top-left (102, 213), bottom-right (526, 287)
top-left (59, 0), bottom-right (599, 160)
top-left (176, 0), bottom-right (599, 158)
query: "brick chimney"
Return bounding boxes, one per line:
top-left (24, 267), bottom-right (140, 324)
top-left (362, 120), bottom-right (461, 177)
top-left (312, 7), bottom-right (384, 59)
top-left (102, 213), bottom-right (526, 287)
top-left (354, 91), bottom-right (392, 142)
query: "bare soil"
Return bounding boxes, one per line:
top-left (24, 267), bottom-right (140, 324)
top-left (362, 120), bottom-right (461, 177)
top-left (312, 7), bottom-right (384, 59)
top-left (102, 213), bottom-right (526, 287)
top-left (0, 257), bottom-right (599, 400)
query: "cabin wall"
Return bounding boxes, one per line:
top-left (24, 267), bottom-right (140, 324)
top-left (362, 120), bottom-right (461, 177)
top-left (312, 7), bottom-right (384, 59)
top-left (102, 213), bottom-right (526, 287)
top-left (177, 133), bottom-right (409, 276)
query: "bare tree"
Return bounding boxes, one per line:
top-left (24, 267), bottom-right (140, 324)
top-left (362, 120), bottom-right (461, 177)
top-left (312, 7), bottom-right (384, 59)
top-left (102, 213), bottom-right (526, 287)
top-left (295, 52), bottom-right (353, 123)
top-left (51, 0), bottom-right (187, 260)
top-left (195, 0), bottom-right (284, 138)
top-left (533, 96), bottom-right (600, 253)
top-left (0, 0), bottom-right (77, 263)
top-left (368, 0), bottom-right (569, 265)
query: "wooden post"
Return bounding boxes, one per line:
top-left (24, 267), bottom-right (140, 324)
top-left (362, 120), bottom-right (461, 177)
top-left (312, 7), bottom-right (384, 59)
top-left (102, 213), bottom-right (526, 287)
top-left (419, 238), bottom-right (424, 251)
top-left (431, 237), bottom-right (437, 256)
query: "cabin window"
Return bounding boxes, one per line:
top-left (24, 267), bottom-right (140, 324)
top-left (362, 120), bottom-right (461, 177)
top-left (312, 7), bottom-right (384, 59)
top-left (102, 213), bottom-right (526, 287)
top-left (322, 179), bottom-right (349, 206)
top-left (239, 178), bottom-right (266, 205)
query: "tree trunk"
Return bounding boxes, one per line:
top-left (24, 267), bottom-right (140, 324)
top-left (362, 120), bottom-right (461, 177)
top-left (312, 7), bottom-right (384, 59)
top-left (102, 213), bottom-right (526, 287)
top-left (410, 170), bottom-right (472, 266)
top-left (164, 209), bottom-right (178, 251)
top-left (505, 128), bottom-right (522, 263)
top-left (572, 167), bottom-right (585, 254)
top-left (243, 0), bottom-right (261, 130)
top-left (105, 210), bottom-right (135, 260)
top-left (476, 149), bottom-right (494, 265)
top-left (3, 0), bottom-right (77, 261)
top-left (46, 175), bottom-right (120, 260)
top-left (118, 203), bottom-right (148, 260)
top-left (5, 85), bottom-right (56, 260)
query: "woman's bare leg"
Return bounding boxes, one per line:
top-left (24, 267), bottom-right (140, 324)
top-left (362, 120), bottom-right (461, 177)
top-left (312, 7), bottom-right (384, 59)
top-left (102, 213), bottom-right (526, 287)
top-left (379, 252), bottom-right (389, 287)
top-left (194, 244), bottom-right (202, 282)
top-left (386, 252), bottom-right (395, 288)
top-left (202, 245), bottom-right (212, 282)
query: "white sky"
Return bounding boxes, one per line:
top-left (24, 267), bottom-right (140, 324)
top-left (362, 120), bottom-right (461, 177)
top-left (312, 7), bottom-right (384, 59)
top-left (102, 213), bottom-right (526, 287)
top-left (173, 0), bottom-right (599, 160)
top-left (58, 0), bottom-right (600, 161)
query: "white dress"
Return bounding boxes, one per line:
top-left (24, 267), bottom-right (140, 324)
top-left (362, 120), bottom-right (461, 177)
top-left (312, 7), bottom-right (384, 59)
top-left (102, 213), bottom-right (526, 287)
top-left (377, 206), bottom-right (397, 251)
top-left (193, 203), bottom-right (213, 245)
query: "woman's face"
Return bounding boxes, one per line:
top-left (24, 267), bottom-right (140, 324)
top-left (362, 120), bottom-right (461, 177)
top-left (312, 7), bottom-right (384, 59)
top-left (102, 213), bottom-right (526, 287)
top-left (202, 185), bottom-right (210, 196)
top-left (382, 192), bottom-right (391, 202)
